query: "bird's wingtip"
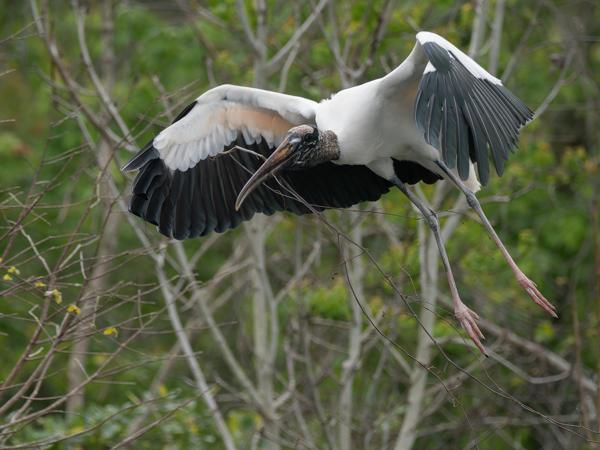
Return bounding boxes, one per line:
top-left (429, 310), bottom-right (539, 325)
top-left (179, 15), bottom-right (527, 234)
top-left (121, 142), bottom-right (159, 172)
top-left (121, 159), bottom-right (137, 172)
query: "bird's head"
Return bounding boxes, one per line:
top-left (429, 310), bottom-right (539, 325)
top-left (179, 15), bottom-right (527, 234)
top-left (235, 125), bottom-right (339, 210)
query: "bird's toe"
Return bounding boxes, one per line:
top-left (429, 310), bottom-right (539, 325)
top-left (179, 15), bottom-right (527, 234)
top-left (455, 304), bottom-right (487, 355)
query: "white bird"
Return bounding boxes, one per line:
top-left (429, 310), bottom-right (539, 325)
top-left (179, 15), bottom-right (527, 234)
top-left (123, 31), bottom-right (557, 353)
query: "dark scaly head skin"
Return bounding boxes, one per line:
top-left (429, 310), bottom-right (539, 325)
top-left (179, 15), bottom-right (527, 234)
top-left (282, 125), bottom-right (339, 170)
top-left (235, 125), bottom-right (339, 210)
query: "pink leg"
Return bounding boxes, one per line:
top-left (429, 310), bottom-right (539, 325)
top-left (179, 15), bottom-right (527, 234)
top-left (430, 221), bottom-right (487, 354)
top-left (392, 176), bottom-right (487, 354)
top-left (453, 299), bottom-right (486, 354)
top-left (436, 161), bottom-right (558, 318)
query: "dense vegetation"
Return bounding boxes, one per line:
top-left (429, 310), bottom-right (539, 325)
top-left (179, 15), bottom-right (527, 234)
top-left (1, 0), bottom-right (599, 448)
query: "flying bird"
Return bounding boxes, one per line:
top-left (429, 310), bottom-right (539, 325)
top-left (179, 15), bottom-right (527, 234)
top-left (123, 31), bottom-right (557, 353)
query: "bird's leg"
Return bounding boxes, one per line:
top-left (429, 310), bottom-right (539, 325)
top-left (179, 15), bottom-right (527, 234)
top-left (391, 177), bottom-right (486, 354)
top-left (434, 161), bottom-right (557, 318)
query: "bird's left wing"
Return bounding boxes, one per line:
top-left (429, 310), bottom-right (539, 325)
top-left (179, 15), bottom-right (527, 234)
top-left (382, 32), bottom-right (533, 185)
top-left (123, 84), bottom-right (391, 239)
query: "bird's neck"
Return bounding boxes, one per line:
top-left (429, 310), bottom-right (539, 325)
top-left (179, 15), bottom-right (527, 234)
top-left (315, 130), bottom-right (340, 164)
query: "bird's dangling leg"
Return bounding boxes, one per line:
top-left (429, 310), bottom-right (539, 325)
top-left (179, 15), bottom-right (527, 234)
top-left (391, 176), bottom-right (486, 354)
top-left (434, 161), bottom-right (558, 318)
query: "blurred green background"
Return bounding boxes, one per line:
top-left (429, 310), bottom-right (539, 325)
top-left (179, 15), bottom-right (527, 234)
top-left (1, 0), bottom-right (599, 449)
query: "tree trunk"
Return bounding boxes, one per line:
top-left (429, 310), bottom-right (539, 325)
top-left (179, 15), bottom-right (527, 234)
top-left (245, 1), bottom-right (280, 447)
top-left (66, 0), bottom-right (118, 415)
top-left (338, 211), bottom-right (364, 450)
top-left (393, 216), bottom-right (440, 450)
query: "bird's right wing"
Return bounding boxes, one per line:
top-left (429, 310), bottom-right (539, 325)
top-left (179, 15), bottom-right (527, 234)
top-left (123, 84), bottom-right (391, 239)
top-left (123, 84), bottom-right (318, 173)
top-left (382, 32), bottom-right (533, 185)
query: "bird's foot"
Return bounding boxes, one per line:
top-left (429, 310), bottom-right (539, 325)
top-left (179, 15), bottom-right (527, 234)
top-left (516, 273), bottom-right (558, 318)
top-left (454, 302), bottom-right (487, 355)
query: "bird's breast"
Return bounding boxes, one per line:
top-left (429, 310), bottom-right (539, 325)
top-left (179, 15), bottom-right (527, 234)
top-left (316, 81), bottom-right (387, 165)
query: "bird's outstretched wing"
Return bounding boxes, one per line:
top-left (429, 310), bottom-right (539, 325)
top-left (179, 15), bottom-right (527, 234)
top-left (123, 84), bottom-right (391, 239)
top-left (384, 32), bottom-right (533, 185)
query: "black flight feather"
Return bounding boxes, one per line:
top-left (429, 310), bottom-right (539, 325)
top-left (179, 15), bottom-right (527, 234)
top-left (415, 41), bottom-right (533, 185)
top-left (126, 139), bottom-right (441, 239)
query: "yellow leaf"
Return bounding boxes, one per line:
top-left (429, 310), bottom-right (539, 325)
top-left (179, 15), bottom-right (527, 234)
top-left (67, 304), bottom-right (81, 315)
top-left (3, 274), bottom-right (13, 281)
top-left (103, 327), bottom-right (118, 336)
top-left (34, 281), bottom-right (46, 288)
top-left (45, 289), bottom-right (62, 304)
top-left (7, 266), bottom-right (20, 275)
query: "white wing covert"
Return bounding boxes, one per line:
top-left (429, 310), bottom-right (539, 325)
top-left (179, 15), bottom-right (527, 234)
top-left (146, 84), bottom-right (318, 172)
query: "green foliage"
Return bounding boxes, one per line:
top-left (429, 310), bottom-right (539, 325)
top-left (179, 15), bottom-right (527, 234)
top-left (306, 279), bottom-right (351, 321)
top-left (1, 1), bottom-right (599, 448)
top-left (10, 395), bottom-right (223, 449)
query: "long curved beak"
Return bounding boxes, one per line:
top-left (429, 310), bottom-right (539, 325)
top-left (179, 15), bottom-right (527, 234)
top-left (235, 137), bottom-right (294, 211)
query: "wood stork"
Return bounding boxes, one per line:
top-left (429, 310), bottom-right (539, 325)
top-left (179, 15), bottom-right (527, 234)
top-left (123, 31), bottom-right (557, 353)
